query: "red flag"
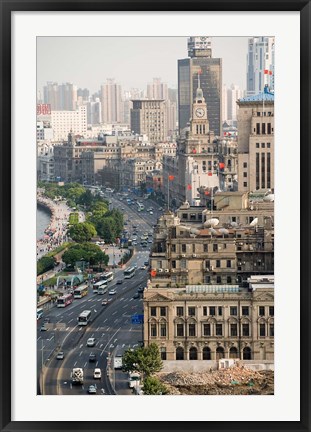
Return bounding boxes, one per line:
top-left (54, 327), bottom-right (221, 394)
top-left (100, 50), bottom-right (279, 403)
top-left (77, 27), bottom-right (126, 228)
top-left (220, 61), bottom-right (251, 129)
top-left (187, 184), bottom-right (192, 190)
top-left (192, 148), bottom-right (197, 154)
top-left (269, 71), bottom-right (273, 75)
top-left (204, 191), bottom-right (210, 196)
top-left (150, 270), bottom-right (157, 277)
top-left (264, 69), bottom-right (269, 74)
top-left (219, 162), bottom-right (225, 170)
top-left (208, 172), bottom-right (212, 176)
top-left (168, 175), bottom-right (174, 181)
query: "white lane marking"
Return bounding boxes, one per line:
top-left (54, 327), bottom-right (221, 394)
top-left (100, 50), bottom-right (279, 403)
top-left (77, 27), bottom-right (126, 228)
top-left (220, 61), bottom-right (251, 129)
top-left (122, 344), bottom-right (125, 348)
top-left (48, 336), bottom-right (54, 342)
top-left (101, 333), bottom-right (105, 338)
top-left (79, 327), bottom-right (82, 331)
top-left (42, 345), bottom-right (45, 349)
top-left (80, 344), bottom-right (83, 349)
top-left (129, 298), bottom-right (133, 302)
top-left (84, 362), bottom-right (87, 368)
top-left (37, 336), bottom-right (41, 341)
top-left (74, 361), bottom-right (77, 367)
top-left (56, 313), bottom-right (62, 317)
top-left (57, 320), bottom-right (62, 323)
top-left (66, 327), bottom-right (70, 331)
top-left (94, 309), bottom-right (97, 313)
top-left (125, 320), bottom-right (129, 324)
top-left (106, 327), bottom-right (110, 332)
top-left (68, 319), bottom-right (73, 324)
top-left (100, 344), bottom-right (103, 348)
top-left (112, 311), bottom-right (117, 315)
top-left (120, 297), bottom-right (124, 301)
top-left (123, 304), bottom-right (127, 309)
top-left (96, 361), bottom-right (99, 367)
top-left (79, 351), bottom-right (83, 356)
top-left (114, 319), bottom-right (119, 323)
top-left (103, 318), bottom-right (107, 323)
top-left (67, 311), bottom-right (74, 316)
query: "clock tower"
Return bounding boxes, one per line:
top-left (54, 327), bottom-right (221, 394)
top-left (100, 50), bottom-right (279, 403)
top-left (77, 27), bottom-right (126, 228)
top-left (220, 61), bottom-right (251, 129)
top-left (190, 73), bottom-right (210, 136)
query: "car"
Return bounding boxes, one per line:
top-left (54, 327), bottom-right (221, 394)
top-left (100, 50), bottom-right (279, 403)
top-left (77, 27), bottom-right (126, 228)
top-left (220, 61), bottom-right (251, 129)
top-left (56, 351), bottom-right (64, 360)
top-left (132, 241), bottom-right (137, 246)
top-left (133, 264), bottom-right (138, 269)
top-left (93, 368), bottom-right (102, 379)
top-left (140, 265), bottom-right (146, 270)
top-left (116, 279), bottom-right (123, 284)
top-left (132, 237), bottom-right (137, 241)
top-left (89, 353), bottom-right (97, 362)
top-left (149, 211), bottom-right (154, 215)
top-left (109, 289), bottom-right (116, 295)
top-left (102, 299), bottom-right (108, 306)
top-left (138, 287), bottom-right (144, 293)
top-left (133, 293), bottom-right (140, 299)
top-left (158, 207), bottom-right (163, 211)
top-left (144, 261), bottom-right (149, 266)
top-left (40, 325), bottom-right (48, 331)
top-left (87, 337), bottom-right (96, 347)
top-left (87, 385), bottom-right (97, 394)
top-left (148, 239), bottom-right (153, 243)
top-left (43, 317), bottom-right (50, 323)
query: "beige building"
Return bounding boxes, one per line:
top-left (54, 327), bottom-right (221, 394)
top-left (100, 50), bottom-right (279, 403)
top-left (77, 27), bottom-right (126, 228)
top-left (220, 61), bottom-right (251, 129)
top-left (143, 276), bottom-right (274, 361)
top-left (237, 91), bottom-right (274, 192)
top-left (51, 106), bottom-right (87, 141)
top-left (131, 99), bottom-right (168, 143)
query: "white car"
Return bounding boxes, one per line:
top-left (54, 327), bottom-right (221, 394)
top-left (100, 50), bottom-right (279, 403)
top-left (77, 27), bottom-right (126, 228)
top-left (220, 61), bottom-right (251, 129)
top-left (93, 368), bottom-right (102, 379)
top-left (87, 337), bottom-right (96, 347)
top-left (149, 211), bottom-right (153, 215)
top-left (109, 289), bottom-right (116, 295)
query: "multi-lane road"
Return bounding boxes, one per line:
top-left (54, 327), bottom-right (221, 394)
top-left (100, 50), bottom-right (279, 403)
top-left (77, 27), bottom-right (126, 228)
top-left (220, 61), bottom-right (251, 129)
top-left (37, 192), bottom-right (162, 396)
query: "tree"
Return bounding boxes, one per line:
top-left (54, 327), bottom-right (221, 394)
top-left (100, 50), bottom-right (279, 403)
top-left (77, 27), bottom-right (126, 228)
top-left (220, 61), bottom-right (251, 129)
top-left (37, 256), bottom-right (55, 275)
top-left (122, 343), bottom-right (163, 379)
top-left (142, 376), bottom-right (168, 395)
top-left (68, 222), bottom-right (97, 243)
top-left (62, 243), bottom-right (108, 268)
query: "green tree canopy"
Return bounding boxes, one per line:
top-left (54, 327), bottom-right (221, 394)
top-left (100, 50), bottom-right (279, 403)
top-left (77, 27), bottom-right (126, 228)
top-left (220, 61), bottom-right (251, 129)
top-left (62, 243), bottom-right (108, 268)
top-left (122, 343), bottom-right (163, 379)
top-left (68, 222), bottom-right (97, 243)
top-left (142, 376), bottom-right (168, 395)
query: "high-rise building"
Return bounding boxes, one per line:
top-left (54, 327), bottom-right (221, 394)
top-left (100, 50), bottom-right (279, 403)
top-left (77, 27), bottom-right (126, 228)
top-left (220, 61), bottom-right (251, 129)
top-left (147, 77), bottom-right (169, 100)
top-left (130, 99), bottom-right (167, 143)
top-left (237, 88), bottom-right (274, 192)
top-left (51, 106), bottom-right (87, 141)
top-left (100, 79), bottom-right (123, 124)
top-left (178, 36), bottom-right (222, 136)
top-left (246, 37), bottom-right (275, 96)
top-left (43, 82), bottom-right (77, 111)
top-left (227, 84), bottom-right (244, 123)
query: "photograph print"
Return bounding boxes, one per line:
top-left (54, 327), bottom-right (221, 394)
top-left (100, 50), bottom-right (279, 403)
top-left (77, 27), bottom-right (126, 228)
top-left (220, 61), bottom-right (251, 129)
top-left (36, 35), bottom-right (274, 396)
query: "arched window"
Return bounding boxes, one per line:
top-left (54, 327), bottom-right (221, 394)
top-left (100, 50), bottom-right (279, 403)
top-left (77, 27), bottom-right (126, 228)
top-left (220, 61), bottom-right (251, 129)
top-left (202, 346), bottom-right (211, 360)
top-left (189, 346), bottom-right (198, 360)
top-left (176, 346), bottom-right (184, 360)
top-left (229, 347), bottom-right (238, 359)
top-left (243, 347), bottom-right (252, 360)
top-left (216, 346), bottom-right (225, 360)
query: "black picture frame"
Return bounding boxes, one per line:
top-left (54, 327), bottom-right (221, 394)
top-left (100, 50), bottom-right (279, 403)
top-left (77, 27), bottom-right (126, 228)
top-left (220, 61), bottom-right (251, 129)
top-left (1, 1), bottom-right (310, 431)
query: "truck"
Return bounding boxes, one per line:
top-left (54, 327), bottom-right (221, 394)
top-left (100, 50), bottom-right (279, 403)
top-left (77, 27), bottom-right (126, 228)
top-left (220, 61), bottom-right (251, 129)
top-left (128, 372), bottom-right (141, 388)
top-left (71, 368), bottom-right (84, 384)
top-left (113, 355), bottom-right (123, 369)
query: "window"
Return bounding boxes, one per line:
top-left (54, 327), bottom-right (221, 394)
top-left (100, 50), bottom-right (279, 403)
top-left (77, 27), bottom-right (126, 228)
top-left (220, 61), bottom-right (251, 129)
top-left (160, 307), bottom-right (166, 317)
top-left (172, 260), bottom-right (176, 268)
top-left (203, 323), bottom-right (211, 336)
top-left (205, 275), bottom-right (211, 284)
top-left (216, 276), bottom-right (221, 284)
top-left (242, 306), bottom-right (249, 316)
top-left (160, 323), bottom-right (167, 337)
top-left (256, 143), bottom-right (260, 148)
top-left (242, 323), bottom-right (249, 336)
top-left (269, 324), bottom-right (274, 337)
top-left (181, 244), bottom-right (186, 253)
top-left (243, 172), bottom-right (247, 178)
top-left (267, 123), bottom-right (271, 134)
top-left (213, 244), bottom-right (218, 252)
top-left (269, 306), bottom-right (274, 316)
top-left (226, 260), bottom-right (231, 268)
top-left (243, 182), bottom-right (248, 187)
top-left (160, 347), bottom-right (167, 360)
top-left (209, 306), bottom-right (216, 316)
top-left (262, 123), bottom-right (266, 134)
top-left (188, 307), bottom-right (196, 317)
top-left (151, 323), bottom-right (157, 337)
top-left (216, 259), bottom-right (221, 268)
top-left (230, 306), bottom-right (237, 316)
top-left (176, 307), bottom-right (184, 317)
top-left (260, 323), bottom-right (266, 337)
top-left (230, 324), bottom-right (238, 336)
top-left (218, 306), bottom-right (223, 316)
top-left (188, 324), bottom-right (196, 337)
top-left (216, 324), bottom-right (223, 336)
top-left (267, 142), bottom-right (271, 148)
top-left (261, 142), bottom-right (265, 148)
top-left (256, 123), bottom-right (260, 134)
top-left (204, 244), bottom-right (208, 252)
top-left (171, 244), bottom-right (176, 252)
top-left (150, 307), bottom-right (157, 317)
top-left (259, 306), bottom-right (265, 316)
top-left (227, 276), bottom-right (232, 283)
top-left (176, 324), bottom-right (184, 337)
top-left (203, 306), bottom-right (208, 316)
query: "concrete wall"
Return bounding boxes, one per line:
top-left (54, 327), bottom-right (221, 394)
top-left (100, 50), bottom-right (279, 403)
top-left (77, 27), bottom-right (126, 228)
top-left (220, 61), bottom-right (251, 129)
top-left (161, 359), bottom-right (274, 373)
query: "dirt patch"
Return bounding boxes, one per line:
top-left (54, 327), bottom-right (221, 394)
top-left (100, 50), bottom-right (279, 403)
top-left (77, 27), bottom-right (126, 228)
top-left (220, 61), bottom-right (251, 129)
top-left (156, 366), bottom-right (274, 395)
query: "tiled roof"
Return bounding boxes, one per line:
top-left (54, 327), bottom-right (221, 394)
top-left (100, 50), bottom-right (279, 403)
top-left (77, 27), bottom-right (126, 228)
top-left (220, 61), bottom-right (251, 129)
top-left (239, 92), bottom-right (274, 103)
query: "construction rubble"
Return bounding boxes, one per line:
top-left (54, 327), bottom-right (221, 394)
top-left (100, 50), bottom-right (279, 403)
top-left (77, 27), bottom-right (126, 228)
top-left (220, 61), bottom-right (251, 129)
top-left (156, 365), bottom-right (274, 395)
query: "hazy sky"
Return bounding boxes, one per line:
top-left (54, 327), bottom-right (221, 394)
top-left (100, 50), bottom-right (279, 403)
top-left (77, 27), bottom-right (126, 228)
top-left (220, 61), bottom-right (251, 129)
top-left (37, 36), bottom-right (249, 95)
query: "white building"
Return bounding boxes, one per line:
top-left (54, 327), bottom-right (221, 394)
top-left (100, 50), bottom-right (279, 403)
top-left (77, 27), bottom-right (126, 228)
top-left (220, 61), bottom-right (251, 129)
top-left (51, 106), bottom-right (87, 141)
top-left (246, 37), bottom-right (275, 96)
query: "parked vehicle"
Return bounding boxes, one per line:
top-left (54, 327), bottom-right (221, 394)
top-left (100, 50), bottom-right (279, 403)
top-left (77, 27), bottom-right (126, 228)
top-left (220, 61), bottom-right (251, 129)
top-left (71, 368), bottom-right (83, 384)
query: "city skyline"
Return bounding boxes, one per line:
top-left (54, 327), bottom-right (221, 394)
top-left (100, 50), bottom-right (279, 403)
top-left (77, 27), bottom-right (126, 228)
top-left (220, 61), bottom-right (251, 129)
top-left (37, 36), bottom-right (249, 95)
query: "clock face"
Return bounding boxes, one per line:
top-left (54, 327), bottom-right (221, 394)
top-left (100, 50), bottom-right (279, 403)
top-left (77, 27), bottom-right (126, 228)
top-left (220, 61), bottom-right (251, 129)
top-left (195, 108), bottom-right (205, 118)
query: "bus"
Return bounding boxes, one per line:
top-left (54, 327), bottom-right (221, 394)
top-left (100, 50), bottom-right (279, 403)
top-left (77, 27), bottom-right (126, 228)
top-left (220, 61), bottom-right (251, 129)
top-left (98, 284), bottom-right (108, 295)
top-left (137, 203), bottom-right (144, 212)
top-left (77, 310), bottom-right (91, 326)
top-left (101, 271), bottom-right (114, 283)
top-left (57, 293), bottom-right (74, 308)
top-left (93, 280), bottom-right (107, 294)
top-left (124, 266), bottom-right (136, 279)
top-left (37, 308), bottom-right (43, 320)
top-left (73, 285), bottom-right (88, 299)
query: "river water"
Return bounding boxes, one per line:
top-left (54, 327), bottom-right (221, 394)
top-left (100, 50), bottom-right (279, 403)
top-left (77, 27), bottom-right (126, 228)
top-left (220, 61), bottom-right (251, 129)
top-left (37, 206), bottom-right (51, 240)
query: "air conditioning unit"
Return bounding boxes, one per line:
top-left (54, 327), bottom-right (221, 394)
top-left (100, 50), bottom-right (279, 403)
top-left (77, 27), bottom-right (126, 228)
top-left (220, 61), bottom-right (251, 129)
top-left (181, 254), bottom-right (186, 258)
top-left (192, 254), bottom-right (197, 258)
top-left (164, 269), bottom-right (169, 273)
top-left (239, 242), bottom-right (244, 246)
top-left (158, 269), bottom-right (164, 273)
